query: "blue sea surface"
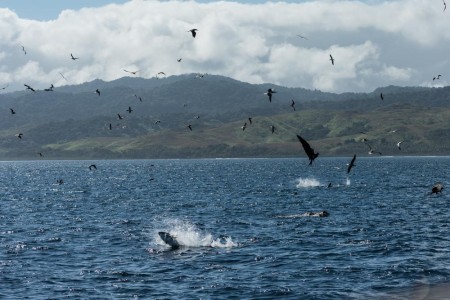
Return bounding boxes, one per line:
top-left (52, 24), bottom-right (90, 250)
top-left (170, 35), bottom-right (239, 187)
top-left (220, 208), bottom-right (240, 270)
top-left (0, 157), bottom-right (449, 299)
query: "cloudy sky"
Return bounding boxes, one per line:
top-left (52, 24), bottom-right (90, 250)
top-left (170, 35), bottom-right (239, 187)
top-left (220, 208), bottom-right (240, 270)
top-left (0, 0), bottom-right (448, 93)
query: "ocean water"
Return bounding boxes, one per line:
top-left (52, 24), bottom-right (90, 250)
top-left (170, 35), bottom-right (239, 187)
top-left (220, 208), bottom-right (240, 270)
top-left (0, 157), bottom-right (449, 299)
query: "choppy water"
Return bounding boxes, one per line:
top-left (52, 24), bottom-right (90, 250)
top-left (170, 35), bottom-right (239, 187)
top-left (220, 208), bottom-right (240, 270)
top-left (0, 157), bottom-right (449, 299)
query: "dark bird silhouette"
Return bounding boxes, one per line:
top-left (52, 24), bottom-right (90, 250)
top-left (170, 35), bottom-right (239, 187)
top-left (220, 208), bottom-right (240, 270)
top-left (347, 154), bottom-right (356, 174)
top-left (133, 94), bottom-right (143, 102)
top-left (431, 183), bottom-right (444, 194)
top-left (248, 117), bottom-right (252, 125)
top-left (155, 120), bottom-right (161, 125)
top-left (265, 88), bottom-right (276, 102)
top-left (156, 71), bottom-right (166, 79)
top-left (117, 113), bottom-right (124, 120)
top-left (270, 125), bottom-right (276, 134)
top-left (88, 164), bottom-right (97, 171)
top-left (297, 135), bottom-right (319, 165)
top-left (70, 53), bottom-right (79, 60)
top-left (396, 141), bottom-right (404, 150)
top-left (37, 152), bottom-right (44, 157)
top-left (10, 108), bottom-right (16, 115)
top-left (329, 54), bottom-right (335, 65)
top-left (57, 179), bottom-right (64, 185)
top-left (188, 28), bottom-right (198, 38)
top-left (196, 73), bottom-right (205, 78)
top-left (123, 69), bottom-right (139, 75)
top-left (380, 92), bottom-right (384, 100)
top-left (241, 122), bottom-right (247, 131)
top-left (187, 124), bottom-right (193, 131)
top-left (1, 84), bottom-right (8, 90)
top-left (24, 84), bottom-right (35, 92)
top-left (443, 0), bottom-right (447, 12)
top-left (95, 89), bottom-right (100, 96)
top-left (297, 34), bottom-right (308, 40)
top-left (109, 123), bottom-right (112, 130)
top-left (15, 133), bottom-right (23, 139)
top-left (126, 106), bottom-right (133, 114)
top-left (21, 45), bottom-right (26, 55)
top-left (291, 99), bottom-right (296, 111)
top-left (433, 74), bottom-right (442, 80)
top-left (177, 58), bottom-right (182, 62)
top-left (44, 84), bottom-right (54, 91)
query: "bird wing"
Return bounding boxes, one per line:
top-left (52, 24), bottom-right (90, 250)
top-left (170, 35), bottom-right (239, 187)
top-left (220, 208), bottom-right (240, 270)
top-left (347, 154), bottom-right (356, 173)
top-left (297, 135), bottom-right (315, 160)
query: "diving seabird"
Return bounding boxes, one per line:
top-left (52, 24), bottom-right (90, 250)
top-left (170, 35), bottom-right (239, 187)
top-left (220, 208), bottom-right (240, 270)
top-left (188, 28), bottom-right (198, 38)
top-left (265, 88), bottom-right (276, 102)
top-left (296, 134), bottom-right (319, 165)
top-left (329, 54), bottom-right (335, 65)
top-left (70, 53), bottom-right (79, 60)
top-left (89, 164), bottom-right (97, 171)
top-left (347, 154), bottom-right (356, 174)
top-left (24, 84), bottom-right (36, 92)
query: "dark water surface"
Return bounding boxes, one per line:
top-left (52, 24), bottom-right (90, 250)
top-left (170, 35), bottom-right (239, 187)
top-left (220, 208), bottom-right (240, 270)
top-left (0, 157), bottom-right (449, 299)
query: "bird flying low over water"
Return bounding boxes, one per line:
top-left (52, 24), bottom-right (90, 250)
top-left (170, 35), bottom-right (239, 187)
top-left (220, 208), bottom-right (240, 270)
top-left (241, 122), bottom-right (247, 131)
top-left (89, 164), bottom-right (97, 171)
top-left (24, 84), bottom-right (35, 92)
top-left (433, 75), bottom-right (442, 80)
top-left (296, 134), bottom-right (319, 165)
top-left (329, 54), bottom-right (335, 65)
top-left (188, 28), bottom-right (198, 38)
top-left (71, 53), bottom-right (79, 60)
top-left (265, 88), bottom-right (276, 102)
top-left (347, 154), bottom-right (356, 174)
top-left (15, 133), bottom-right (23, 139)
top-left (365, 142), bottom-right (382, 155)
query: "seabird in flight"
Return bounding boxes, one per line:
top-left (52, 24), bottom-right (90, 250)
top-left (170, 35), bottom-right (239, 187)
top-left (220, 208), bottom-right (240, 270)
top-left (396, 141), bottom-right (404, 150)
top-left (433, 75), bottom-right (442, 80)
top-left (24, 84), bottom-right (36, 92)
top-left (123, 69), bottom-right (139, 75)
top-left (296, 134), bottom-right (319, 165)
top-left (347, 154), bottom-right (356, 174)
top-left (21, 45), bottom-right (26, 55)
top-left (59, 72), bottom-right (67, 81)
top-left (380, 92), bottom-right (384, 101)
top-left (15, 133), bottom-right (23, 139)
top-left (10, 108), bottom-right (16, 115)
top-left (70, 53), bottom-right (79, 60)
top-left (177, 58), bottom-right (182, 62)
top-left (365, 142), bottom-right (382, 155)
top-left (329, 54), bottom-right (335, 65)
top-left (241, 122), bottom-right (247, 131)
top-left (187, 124), bottom-right (193, 131)
top-left (117, 113), bottom-right (124, 120)
top-left (296, 34), bottom-right (308, 40)
top-left (96, 89), bottom-right (100, 96)
top-left (188, 29), bottom-right (198, 38)
top-left (248, 117), bottom-right (252, 125)
top-left (270, 125), bottom-right (276, 134)
top-left (265, 88), bottom-right (276, 102)
top-left (126, 106), bottom-right (133, 114)
top-left (44, 84), bottom-right (54, 92)
top-left (291, 99), bottom-right (296, 111)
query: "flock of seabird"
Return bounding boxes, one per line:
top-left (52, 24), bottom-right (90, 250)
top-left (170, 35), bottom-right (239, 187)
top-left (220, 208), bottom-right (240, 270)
top-left (4, 9), bottom-right (447, 195)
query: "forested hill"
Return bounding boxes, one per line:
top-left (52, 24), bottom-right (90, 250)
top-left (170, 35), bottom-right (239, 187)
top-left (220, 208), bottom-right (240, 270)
top-left (0, 74), bottom-right (449, 159)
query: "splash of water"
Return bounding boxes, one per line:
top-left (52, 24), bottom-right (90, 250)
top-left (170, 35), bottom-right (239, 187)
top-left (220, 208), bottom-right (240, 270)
top-left (296, 177), bottom-right (321, 188)
top-left (346, 178), bottom-right (351, 186)
top-left (156, 219), bottom-right (236, 248)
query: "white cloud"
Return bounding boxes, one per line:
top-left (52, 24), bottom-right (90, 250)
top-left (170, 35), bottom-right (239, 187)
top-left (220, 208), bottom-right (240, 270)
top-left (0, 0), bottom-right (449, 93)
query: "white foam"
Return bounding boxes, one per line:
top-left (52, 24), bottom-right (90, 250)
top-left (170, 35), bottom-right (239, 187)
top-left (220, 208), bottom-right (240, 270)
top-left (295, 177), bottom-right (321, 188)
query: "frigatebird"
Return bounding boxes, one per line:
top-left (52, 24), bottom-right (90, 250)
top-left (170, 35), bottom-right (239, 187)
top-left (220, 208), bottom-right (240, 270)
top-left (296, 135), bottom-right (319, 165)
top-left (188, 29), bottom-right (198, 38)
top-left (347, 154), bottom-right (356, 173)
top-left (126, 106), bottom-right (133, 114)
top-left (329, 54), bottom-right (335, 65)
top-left (24, 84), bottom-right (36, 92)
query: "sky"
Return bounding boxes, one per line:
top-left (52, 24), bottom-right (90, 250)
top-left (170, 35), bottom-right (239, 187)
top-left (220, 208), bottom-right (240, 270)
top-left (0, 0), bottom-right (449, 93)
